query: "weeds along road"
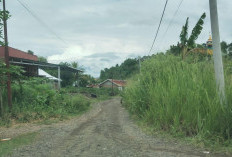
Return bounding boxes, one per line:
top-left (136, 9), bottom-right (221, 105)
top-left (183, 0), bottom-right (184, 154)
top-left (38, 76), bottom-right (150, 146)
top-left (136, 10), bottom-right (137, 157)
top-left (9, 98), bottom-right (224, 157)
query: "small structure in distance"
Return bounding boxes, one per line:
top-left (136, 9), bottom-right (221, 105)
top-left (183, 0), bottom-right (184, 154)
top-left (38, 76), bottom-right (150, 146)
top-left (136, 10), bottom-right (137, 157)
top-left (99, 79), bottom-right (126, 91)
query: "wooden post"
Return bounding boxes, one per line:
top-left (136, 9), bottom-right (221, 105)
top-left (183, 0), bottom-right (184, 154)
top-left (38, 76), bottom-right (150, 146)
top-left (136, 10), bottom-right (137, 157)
top-left (3, 0), bottom-right (12, 109)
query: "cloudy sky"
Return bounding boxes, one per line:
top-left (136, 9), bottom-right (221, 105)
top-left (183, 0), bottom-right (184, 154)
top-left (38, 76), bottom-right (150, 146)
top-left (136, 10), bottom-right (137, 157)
top-left (4, 0), bottom-right (232, 77)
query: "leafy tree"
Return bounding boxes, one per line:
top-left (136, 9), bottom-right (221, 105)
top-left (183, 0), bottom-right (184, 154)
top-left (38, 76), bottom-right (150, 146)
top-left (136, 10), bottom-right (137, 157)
top-left (221, 41), bottom-right (228, 54)
top-left (38, 56), bottom-right (48, 63)
top-left (58, 62), bottom-right (74, 87)
top-left (167, 43), bottom-right (181, 55)
top-left (71, 61), bottom-right (78, 69)
top-left (79, 74), bottom-right (96, 87)
top-left (227, 43), bottom-right (232, 57)
top-left (0, 60), bottom-right (23, 115)
top-left (27, 50), bottom-right (34, 55)
top-left (100, 58), bottom-right (140, 80)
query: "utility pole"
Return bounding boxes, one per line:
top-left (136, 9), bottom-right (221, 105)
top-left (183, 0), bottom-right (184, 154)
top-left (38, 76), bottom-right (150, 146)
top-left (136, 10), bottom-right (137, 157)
top-left (209, 0), bottom-right (226, 104)
top-left (3, 0), bottom-right (12, 109)
top-left (138, 56), bottom-right (141, 73)
top-left (58, 66), bottom-right (61, 90)
top-left (111, 73), bottom-right (114, 96)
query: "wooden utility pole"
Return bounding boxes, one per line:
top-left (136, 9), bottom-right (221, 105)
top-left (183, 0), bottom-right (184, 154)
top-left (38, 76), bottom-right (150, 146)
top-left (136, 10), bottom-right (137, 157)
top-left (209, 0), bottom-right (226, 104)
top-left (3, 0), bottom-right (12, 109)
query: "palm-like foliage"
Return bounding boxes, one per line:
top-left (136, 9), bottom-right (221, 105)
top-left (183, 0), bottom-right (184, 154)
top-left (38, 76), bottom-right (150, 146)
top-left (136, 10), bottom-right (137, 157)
top-left (179, 13), bottom-right (206, 59)
top-left (180, 18), bottom-right (189, 46)
top-left (188, 13), bottom-right (206, 48)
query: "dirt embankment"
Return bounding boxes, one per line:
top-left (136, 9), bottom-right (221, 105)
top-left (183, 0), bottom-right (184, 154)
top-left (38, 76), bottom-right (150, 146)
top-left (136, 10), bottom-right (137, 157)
top-left (3, 98), bottom-right (229, 157)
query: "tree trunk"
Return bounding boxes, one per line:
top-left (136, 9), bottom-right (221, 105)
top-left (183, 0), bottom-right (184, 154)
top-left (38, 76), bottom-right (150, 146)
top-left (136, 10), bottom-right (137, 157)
top-left (0, 87), bottom-right (3, 117)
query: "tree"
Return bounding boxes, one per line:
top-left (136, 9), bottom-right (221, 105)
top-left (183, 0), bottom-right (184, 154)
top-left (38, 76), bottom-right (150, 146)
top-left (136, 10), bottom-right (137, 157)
top-left (27, 50), bottom-right (34, 55)
top-left (100, 58), bottom-right (140, 80)
top-left (177, 13), bottom-right (206, 59)
top-left (221, 41), bottom-right (228, 54)
top-left (0, 60), bottom-right (23, 116)
top-left (168, 43), bottom-right (182, 56)
top-left (38, 56), bottom-right (48, 63)
top-left (227, 43), bottom-right (232, 57)
top-left (71, 61), bottom-right (78, 69)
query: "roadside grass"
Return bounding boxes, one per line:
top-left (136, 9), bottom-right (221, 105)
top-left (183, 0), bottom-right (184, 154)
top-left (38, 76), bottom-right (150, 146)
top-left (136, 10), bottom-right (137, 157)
top-left (0, 79), bottom-right (92, 127)
top-left (0, 132), bottom-right (38, 156)
top-left (0, 78), bottom-right (117, 127)
top-left (123, 54), bottom-right (232, 153)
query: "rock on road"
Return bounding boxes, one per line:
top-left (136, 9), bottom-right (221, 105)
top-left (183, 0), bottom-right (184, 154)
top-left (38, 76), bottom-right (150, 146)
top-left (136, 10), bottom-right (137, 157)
top-left (9, 98), bottom-right (223, 157)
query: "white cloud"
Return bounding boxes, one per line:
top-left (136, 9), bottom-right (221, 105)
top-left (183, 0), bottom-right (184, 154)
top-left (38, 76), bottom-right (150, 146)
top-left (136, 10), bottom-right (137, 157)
top-left (5, 0), bottom-right (232, 77)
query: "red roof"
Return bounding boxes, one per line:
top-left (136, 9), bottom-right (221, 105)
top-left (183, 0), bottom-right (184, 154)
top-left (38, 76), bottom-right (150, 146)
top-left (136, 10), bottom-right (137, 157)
top-left (112, 80), bottom-right (126, 87)
top-left (0, 46), bottom-right (38, 61)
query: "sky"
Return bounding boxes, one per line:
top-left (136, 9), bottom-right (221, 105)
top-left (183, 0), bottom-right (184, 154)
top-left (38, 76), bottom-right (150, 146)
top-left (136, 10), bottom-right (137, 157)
top-left (3, 0), bottom-right (232, 77)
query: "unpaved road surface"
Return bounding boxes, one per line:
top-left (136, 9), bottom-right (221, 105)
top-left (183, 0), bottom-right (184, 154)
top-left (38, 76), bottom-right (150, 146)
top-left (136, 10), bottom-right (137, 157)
top-left (7, 98), bottom-right (227, 157)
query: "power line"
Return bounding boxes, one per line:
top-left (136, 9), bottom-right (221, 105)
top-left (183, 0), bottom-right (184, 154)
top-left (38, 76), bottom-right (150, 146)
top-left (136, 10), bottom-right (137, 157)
top-left (148, 0), bottom-right (169, 54)
top-left (16, 0), bottom-right (69, 46)
top-left (160, 0), bottom-right (184, 44)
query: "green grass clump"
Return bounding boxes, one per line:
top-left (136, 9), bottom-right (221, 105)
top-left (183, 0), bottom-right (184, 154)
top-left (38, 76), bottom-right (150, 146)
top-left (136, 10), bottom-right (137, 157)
top-left (123, 54), bottom-right (232, 145)
top-left (0, 132), bottom-right (38, 156)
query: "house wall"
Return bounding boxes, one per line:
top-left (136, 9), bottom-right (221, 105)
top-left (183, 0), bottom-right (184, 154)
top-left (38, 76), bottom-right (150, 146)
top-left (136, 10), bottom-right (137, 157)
top-left (21, 64), bottom-right (38, 77)
top-left (100, 80), bottom-right (118, 88)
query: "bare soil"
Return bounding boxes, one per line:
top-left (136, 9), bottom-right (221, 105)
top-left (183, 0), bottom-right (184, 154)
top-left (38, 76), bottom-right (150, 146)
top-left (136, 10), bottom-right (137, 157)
top-left (2, 98), bottom-right (229, 157)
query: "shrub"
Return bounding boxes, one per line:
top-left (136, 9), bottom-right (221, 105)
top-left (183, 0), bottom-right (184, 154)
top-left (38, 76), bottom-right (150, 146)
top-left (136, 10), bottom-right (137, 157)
top-left (0, 78), bottom-right (91, 124)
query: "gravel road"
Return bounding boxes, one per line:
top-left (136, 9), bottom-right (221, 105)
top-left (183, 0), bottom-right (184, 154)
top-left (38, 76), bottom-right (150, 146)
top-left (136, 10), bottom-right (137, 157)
top-left (7, 98), bottom-right (227, 157)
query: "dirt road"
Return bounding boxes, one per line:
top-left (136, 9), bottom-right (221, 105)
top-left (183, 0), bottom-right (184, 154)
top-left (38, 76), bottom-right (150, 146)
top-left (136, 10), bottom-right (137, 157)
top-left (8, 98), bottom-right (225, 157)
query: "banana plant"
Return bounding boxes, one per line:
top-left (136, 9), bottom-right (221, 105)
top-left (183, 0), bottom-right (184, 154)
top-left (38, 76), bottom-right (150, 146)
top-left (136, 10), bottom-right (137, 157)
top-left (179, 13), bottom-right (206, 59)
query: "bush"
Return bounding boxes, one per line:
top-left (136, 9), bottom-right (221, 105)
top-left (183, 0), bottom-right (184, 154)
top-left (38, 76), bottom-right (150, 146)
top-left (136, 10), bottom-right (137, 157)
top-left (123, 54), bottom-right (232, 143)
top-left (0, 78), bottom-right (91, 124)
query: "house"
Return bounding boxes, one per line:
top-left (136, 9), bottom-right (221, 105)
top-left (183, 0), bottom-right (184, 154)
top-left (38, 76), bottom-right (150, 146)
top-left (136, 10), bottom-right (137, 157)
top-left (0, 46), bottom-right (82, 89)
top-left (0, 46), bottom-right (39, 76)
top-left (99, 79), bottom-right (126, 91)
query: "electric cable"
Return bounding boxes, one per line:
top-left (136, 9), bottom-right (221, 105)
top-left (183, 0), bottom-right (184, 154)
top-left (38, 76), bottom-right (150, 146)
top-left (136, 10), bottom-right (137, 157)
top-left (160, 0), bottom-right (184, 44)
top-left (16, 0), bottom-right (68, 46)
top-left (148, 0), bottom-right (169, 54)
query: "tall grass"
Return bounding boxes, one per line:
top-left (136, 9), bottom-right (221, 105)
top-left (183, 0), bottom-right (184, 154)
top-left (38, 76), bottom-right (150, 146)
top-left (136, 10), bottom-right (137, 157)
top-left (123, 54), bottom-right (232, 143)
